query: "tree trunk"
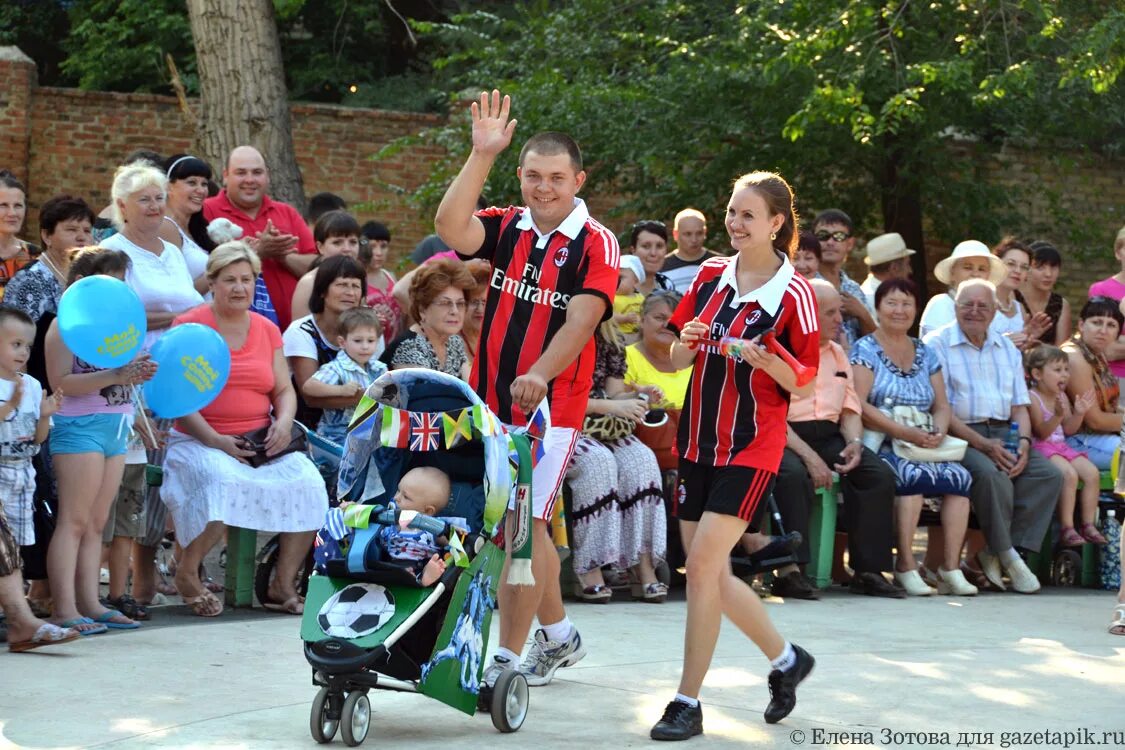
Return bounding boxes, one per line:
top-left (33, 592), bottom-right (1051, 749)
top-left (879, 134), bottom-right (928, 302)
top-left (186, 0), bottom-right (306, 213)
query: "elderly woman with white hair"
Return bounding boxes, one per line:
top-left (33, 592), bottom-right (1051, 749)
top-left (100, 162), bottom-right (206, 607)
top-left (161, 242), bottom-right (327, 616)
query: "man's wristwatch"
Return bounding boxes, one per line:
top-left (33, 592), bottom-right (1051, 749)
top-left (848, 437), bottom-right (862, 446)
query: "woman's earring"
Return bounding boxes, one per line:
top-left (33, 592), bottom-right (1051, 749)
top-left (770, 232), bottom-right (777, 241)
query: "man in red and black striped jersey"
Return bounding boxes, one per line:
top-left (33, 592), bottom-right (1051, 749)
top-left (434, 90), bottom-right (619, 690)
top-left (651, 172), bottom-right (819, 741)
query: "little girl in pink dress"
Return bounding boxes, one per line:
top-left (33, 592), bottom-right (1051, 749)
top-left (1026, 345), bottom-right (1107, 546)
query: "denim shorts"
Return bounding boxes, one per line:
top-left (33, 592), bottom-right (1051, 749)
top-left (50, 413), bottom-right (131, 457)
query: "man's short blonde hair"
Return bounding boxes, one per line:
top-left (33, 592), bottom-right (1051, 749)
top-left (110, 163), bottom-right (167, 229)
top-left (673, 208), bottom-right (706, 231)
top-left (206, 240), bottom-right (261, 280)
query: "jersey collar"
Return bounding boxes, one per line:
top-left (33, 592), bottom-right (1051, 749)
top-left (717, 252), bottom-right (795, 315)
top-left (516, 199), bottom-right (589, 249)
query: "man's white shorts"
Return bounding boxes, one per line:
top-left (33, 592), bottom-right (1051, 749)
top-left (507, 426), bottom-right (578, 521)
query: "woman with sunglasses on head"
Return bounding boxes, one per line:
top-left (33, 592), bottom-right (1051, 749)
top-left (158, 154), bottom-right (215, 295)
top-left (628, 220), bottom-right (675, 297)
top-left (381, 256), bottom-right (475, 381)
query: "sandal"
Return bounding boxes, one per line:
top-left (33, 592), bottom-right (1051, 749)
top-left (631, 581), bottom-right (668, 603)
top-left (183, 590), bottom-right (223, 618)
top-left (104, 594), bottom-right (150, 621)
top-left (1110, 604), bottom-right (1125, 636)
top-left (960, 562), bottom-right (1000, 592)
top-left (1059, 527), bottom-right (1087, 547)
top-left (1079, 523), bottom-right (1108, 545)
top-left (262, 595), bottom-right (303, 615)
top-left (573, 584), bottom-right (612, 603)
top-left (26, 597), bottom-right (53, 619)
top-left (9, 623), bottom-right (80, 653)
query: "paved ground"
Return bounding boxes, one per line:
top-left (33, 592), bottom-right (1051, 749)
top-left (2, 585), bottom-right (1122, 750)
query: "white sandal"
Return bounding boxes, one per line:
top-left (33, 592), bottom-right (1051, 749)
top-left (1110, 604), bottom-right (1125, 636)
top-left (893, 569), bottom-right (933, 596)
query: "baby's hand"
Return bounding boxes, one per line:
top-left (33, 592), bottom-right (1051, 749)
top-left (339, 382), bottom-right (364, 397)
top-left (41, 388), bottom-right (63, 418)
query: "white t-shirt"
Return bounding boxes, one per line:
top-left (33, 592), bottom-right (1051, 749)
top-left (283, 314), bottom-right (339, 364)
top-left (0, 374), bottom-right (44, 460)
top-left (101, 233), bottom-right (204, 350)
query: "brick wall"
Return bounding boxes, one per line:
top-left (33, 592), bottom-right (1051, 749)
top-left (3, 46), bottom-right (444, 270)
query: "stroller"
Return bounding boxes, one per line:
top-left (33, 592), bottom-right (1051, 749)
top-left (301, 370), bottom-right (536, 746)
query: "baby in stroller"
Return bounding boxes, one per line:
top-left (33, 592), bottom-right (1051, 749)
top-left (324, 466), bottom-right (468, 586)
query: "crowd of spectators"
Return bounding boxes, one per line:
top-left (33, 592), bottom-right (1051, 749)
top-left (0, 153), bottom-right (1123, 652)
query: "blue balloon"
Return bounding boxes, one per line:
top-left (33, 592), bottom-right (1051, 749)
top-left (143, 324), bottom-right (232, 419)
top-left (57, 276), bottom-right (147, 369)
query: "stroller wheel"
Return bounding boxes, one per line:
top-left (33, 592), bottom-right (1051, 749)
top-left (310, 687), bottom-right (339, 744)
top-left (340, 691), bottom-right (371, 747)
top-left (490, 669), bottom-right (529, 733)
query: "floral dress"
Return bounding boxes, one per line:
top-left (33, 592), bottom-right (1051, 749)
top-left (565, 333), bottom-right (665, 576)
top-left (850, 334), bottom-right (972, 497)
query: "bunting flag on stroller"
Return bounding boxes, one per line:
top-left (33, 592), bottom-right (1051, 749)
top-left (409, 412), bottom-right (443, 452)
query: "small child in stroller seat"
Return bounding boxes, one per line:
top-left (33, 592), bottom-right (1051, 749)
top-left (328, 466), bottom-right (464, 586)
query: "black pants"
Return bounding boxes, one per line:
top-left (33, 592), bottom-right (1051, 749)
top-left (773, 420), bottom-right (895, 573)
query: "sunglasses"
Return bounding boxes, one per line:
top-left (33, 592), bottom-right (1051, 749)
top-left (815, 230), bottom-right (851, 243)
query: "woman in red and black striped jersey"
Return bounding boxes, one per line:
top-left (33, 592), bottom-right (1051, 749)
top-left (650, 173), bottom-right (820, 741)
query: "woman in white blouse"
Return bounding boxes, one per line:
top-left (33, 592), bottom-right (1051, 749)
top-left (158, 154), bottom-right (213, 295)
top-left (101, 163), bottom-right (204, 349)
top-left (100, 163), bottom-right (204, 605)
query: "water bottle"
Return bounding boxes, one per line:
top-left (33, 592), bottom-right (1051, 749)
top-left (1004, 422), bottom-right (1021, 458)
top-left (1099, 510), bottom-right (1121, 591)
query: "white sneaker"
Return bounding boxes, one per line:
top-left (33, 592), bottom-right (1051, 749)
top-left (976, 550), bottom-right (1006, 591)
top-left (937, 567), bottom-right (978, 596)
top-left (894, 569), bottom-right (933, 596)
top-left (1003, 556), bottom-right (1041, 594)
top-left (482, 654), bottom-right (515, 689)
top-left (519, 627), bottom-right (586, 686)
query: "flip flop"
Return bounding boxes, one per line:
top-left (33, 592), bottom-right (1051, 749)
top-left (59, 617), bottom-right (108, 636)
top-left (9, 623), bottom-right (81, 653)
top-left (262, 596), bottom-right (303, 615)
top-left (92, 609), bottom-right (140, 630)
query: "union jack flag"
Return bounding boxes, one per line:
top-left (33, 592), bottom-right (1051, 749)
top-left (409, 411), bottom-right (442, 451)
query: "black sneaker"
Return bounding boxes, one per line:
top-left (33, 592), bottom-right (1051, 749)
top-left (769, 570), bottom-right (819, 600)
top-left (764, 644), bottom-right (815, 724)
top-left (650, 699), bottom-right (703, 741)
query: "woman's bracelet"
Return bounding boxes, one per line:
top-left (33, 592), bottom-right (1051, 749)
top-left (1018, 435), bottom-right (1032, 444)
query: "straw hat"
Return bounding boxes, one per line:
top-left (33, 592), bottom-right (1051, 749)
top-left (933, 240), bottom-right (1008, 286)
top-left (864, 232), bottom-right (916, 266)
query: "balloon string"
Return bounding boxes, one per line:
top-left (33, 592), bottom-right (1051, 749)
top-left (131, 385), bottom-right (157, 446)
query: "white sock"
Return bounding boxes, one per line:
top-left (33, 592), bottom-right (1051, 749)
top-left (674, 693), bottom-right (699, 707)
top-left (493, 647), bottom-right (519, 666)
top-left (541, 617), bottom-right (574, 643)
top-left (770, 642), bottom-right (796, 672)
top-left (999, 548), bottom-right (1021, 566)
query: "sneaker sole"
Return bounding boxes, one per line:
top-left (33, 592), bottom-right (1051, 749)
top-left (522, 642), bottom-right (588, 686)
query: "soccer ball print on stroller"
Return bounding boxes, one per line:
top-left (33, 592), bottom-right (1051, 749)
top-left (301, 369), bottom-right (540, 746)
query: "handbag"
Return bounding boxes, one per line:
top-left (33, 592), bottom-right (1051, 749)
top-left (238, 423), bottom-right (308, 468)
top-left (581, 412), bottom-right (635, 443)
top-left (865, 405), bottom-right (968, 462)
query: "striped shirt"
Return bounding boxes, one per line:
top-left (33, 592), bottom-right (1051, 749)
top-left (923, 322), bottom-right (1029, 423)
top-left (462, 199), bottom-right (620, 429)
top-left (670, 254), bottom-right (820, 471)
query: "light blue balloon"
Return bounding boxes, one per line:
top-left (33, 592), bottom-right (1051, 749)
top-left (57, 276), bottom-right (147, 369)
top-left (143, 324), bottom-right (232, 419)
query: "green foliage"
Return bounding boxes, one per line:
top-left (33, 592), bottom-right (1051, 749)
top-left (396, 0), bottom-right (1122, 257)
top-left (62, 0), bottom-right (197, 93)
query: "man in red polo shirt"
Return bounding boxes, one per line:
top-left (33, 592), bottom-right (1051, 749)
top-left (435, 90), bottom-right (619, 690)
top-left (203, 146), bottom-right (317, 330)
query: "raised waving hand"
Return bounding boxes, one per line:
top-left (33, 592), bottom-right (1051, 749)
top-left (471, 90), bottom-right (518, 157)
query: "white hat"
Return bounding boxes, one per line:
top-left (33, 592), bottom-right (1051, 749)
top-left (864, 232), bottom-right (916, 266)
top-left (619, 255), bottom-right (646, 285)
top-left (933, 240), bottom-right (1008, 286)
